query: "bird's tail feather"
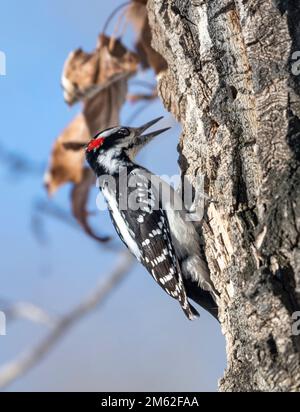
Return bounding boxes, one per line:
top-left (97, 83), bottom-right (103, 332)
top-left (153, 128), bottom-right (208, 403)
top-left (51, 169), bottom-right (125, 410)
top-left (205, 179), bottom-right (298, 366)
top-left (183, 277), bottom-right (219, 322)
top-left (182, 301), bottom-right (200, 320)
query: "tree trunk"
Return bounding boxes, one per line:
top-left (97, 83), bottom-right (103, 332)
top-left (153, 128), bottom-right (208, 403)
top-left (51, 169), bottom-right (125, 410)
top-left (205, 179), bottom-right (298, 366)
top-left (147, 0), bottom-right (300, 392)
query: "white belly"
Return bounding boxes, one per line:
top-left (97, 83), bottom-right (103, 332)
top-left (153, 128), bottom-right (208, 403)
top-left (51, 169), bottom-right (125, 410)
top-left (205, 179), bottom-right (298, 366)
top-left (102, 186), bottom-right (142, 260)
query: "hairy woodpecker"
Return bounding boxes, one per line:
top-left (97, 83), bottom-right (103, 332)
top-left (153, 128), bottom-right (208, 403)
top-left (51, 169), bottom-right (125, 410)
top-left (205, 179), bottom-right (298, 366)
top-left (84, 117), bottom-right (219, 320)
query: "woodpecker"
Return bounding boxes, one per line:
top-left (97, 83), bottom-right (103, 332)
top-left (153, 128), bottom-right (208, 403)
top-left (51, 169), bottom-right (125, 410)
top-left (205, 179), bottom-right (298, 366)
top-left (84, 117), bottom-right (219, 320)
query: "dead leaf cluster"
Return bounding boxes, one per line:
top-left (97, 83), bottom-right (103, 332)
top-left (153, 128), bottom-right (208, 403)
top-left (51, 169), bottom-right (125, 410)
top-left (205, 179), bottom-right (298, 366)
top-left (44, 1), bottom-right (167, 243)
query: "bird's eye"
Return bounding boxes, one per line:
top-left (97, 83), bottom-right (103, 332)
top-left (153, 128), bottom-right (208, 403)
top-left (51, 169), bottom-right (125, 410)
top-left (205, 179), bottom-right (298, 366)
top-left (119, 127), bottom-right (130, 137)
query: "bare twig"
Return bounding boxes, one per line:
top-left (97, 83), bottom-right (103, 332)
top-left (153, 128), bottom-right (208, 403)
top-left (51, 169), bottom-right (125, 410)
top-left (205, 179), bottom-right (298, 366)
top-left (0, 300), bottom-right (57, 326)
top-left (32, 198), bottom-right (121, 252)
top-left (127, 92), bottom-right (158, 103)
top-left (0, 252), bottom-right (134, 389)
top-left (0, 143), bottom-right (44, 177)
top-left (102, 2), bottom-right (130, 35)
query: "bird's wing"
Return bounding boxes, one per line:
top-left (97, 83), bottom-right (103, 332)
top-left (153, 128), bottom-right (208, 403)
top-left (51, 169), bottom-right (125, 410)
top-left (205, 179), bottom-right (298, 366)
top-left (103, 170), bottom-right (199, 319)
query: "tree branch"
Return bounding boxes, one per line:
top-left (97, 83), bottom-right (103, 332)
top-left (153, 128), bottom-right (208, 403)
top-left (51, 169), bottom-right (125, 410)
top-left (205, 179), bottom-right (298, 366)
top-left (0, 252), bottom-right (134, 389)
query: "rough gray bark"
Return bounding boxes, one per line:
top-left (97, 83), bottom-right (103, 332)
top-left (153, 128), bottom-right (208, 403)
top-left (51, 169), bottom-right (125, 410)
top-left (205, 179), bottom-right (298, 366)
top-left (148, 0), bottom-right (300, 392)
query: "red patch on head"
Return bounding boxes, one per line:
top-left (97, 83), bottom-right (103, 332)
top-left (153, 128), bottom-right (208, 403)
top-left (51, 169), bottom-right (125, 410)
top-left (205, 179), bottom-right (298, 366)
top-left (86, 137), bottom-right (105, 152)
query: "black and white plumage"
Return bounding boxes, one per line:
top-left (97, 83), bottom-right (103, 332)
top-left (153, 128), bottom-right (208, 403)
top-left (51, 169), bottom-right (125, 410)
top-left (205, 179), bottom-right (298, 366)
top-left (85, 117), bottom-right (219, 320)
top-left (100, 169), bottom-right (199, 320)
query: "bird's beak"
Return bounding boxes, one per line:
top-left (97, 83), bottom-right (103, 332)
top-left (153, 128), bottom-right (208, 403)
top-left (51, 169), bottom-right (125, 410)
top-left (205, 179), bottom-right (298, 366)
top-left (133, 117), bottom-right (171, 146)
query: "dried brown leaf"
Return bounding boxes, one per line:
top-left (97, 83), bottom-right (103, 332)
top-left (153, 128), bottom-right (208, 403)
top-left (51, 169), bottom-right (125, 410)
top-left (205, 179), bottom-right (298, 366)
top-left (62, 34), bottom-right (139, 105)
top-left (44, 81), bottom-right (127, 195)
top-left (62, 50), bottom-right (98, 105)
top-left (83, 77), bottom-right (127, 136)
top-left (67, 81), bottom-right (126, 241)
top-left (44, 114), bottom-right (89, 195)
top-left (71, 168), bottom-right (110, 242)
top-left (46, 41), bottom-right (129, 195)
top-left (46, 35), bottom-right (132, 242)
top-left (126, 1), bottom-right (167, 74)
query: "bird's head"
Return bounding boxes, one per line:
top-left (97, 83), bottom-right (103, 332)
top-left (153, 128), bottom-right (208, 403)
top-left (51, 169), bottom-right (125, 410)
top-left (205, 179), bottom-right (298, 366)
top-left (84, 117), bottom-right (170, 173)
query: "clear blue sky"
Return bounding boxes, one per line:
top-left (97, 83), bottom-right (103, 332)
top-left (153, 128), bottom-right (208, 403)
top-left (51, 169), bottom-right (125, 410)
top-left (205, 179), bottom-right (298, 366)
top-left (0, 0), bottom-right (226, 391)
